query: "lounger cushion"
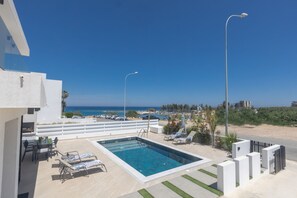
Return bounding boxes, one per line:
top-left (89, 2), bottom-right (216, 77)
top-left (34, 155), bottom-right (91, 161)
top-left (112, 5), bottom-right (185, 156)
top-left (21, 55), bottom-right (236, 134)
top-left (72, 160), bottom-right (102, 171)
top-left (62, 152), bottom-right (94, 162)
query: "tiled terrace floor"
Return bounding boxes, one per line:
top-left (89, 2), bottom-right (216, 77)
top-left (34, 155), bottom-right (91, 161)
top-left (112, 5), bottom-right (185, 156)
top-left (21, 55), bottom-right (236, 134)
top-left (18, 132), bottom-right (228, 198)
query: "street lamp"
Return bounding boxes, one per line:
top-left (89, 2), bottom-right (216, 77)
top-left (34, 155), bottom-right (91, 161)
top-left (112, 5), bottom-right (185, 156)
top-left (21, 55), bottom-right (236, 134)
top-left (124, 71), bottom-right (138, 121)
top-left (225, 13), bottom-right (248, 135)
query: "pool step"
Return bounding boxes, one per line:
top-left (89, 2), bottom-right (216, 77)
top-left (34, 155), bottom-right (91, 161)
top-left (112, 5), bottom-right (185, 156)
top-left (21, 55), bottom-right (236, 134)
top-left (107, 143), bottom-right (147, 153)
top-left (103, 140), bottom-right (140, 148)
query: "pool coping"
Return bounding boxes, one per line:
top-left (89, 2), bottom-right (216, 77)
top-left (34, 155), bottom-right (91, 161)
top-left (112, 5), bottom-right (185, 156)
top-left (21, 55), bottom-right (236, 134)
top-left (91, 136), bottom-right (210, 183)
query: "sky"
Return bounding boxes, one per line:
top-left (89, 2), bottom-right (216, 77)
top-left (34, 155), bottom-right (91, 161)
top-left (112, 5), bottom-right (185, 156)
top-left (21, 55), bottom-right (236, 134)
top-left (10, 0), bottom-right (297, 107)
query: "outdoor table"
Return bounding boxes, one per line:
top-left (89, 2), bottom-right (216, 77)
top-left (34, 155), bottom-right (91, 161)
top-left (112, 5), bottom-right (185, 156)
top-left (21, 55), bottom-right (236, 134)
top-left (32, 138), bottom-right (53, 162)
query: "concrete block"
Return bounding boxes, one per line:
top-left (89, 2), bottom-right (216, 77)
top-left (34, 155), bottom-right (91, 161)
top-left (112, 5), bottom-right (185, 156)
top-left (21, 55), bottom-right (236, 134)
top-left (262, 145), bottom-right (280, 173)
top-left (217, 161), bottom-right (236, 194)
top-left (232, 140), bottom-right (250, 159)
top-left (247, 152), bottom-right (261, 178)
top-left (234, 156), bottom-right (249, 186)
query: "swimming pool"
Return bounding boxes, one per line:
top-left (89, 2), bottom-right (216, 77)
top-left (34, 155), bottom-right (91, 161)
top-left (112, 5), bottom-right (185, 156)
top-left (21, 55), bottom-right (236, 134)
top-left (93, 137), bottom-right (209, 182)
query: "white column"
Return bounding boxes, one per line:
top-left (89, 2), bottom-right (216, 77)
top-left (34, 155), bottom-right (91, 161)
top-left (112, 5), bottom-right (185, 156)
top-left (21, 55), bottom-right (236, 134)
top-left (247, 152), bottom-right (261, 178)
top-left (262, 145), bottom-right (280, 173)
top-left (217, 161), bottom-right (236, 194)
top-left (232, 140), bottom-right (250, 159)
top-left (234, 156), bottom-right (249, 186)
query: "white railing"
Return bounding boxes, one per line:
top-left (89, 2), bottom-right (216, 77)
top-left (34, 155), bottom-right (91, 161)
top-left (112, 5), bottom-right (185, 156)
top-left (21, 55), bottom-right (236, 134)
top-left (36, 119), bottom-right (159, 139)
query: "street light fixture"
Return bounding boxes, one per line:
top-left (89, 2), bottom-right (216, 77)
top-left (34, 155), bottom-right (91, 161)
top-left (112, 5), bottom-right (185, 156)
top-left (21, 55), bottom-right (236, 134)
top-left (225, 13), bottom-right (248, 135)
top-left (124, 71), bottom-right (138, 121)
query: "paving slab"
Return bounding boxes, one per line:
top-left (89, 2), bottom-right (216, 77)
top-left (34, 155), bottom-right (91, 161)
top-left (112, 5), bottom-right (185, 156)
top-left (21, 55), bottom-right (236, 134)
top-left (169, 176), bottom-right (218, 198)
top-left (119, 192), bottom-right (143, 198)
top-left (202, 166), bottom-right (217, 175)
top-left (146, 183), bottom-right (181, 198)
top-left (188, 171), bottom-right (217, 186)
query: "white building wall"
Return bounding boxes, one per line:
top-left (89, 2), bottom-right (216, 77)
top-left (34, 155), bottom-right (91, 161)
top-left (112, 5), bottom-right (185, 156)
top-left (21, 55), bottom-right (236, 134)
top-left (0, 70), bottom-right (47, 108)
top-left (0, 108), bottom-right (26, 198)
top-left (37, 79), bottom-right (62, 123)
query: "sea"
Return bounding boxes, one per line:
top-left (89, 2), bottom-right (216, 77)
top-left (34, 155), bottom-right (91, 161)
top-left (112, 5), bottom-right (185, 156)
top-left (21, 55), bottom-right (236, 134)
top-left (65, 106), bottom-right (162, 117)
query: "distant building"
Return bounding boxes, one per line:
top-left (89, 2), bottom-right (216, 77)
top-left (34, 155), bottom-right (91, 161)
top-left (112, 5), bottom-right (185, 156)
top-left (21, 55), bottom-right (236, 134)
top-left (292, 101), bottom-right (297, 107)
top-left (234, 100), bottom-right (252, 109)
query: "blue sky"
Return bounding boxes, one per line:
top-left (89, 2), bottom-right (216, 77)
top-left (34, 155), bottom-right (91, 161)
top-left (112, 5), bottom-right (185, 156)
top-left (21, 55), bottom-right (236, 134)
top-left (12, 0), bottom-right (297, 107)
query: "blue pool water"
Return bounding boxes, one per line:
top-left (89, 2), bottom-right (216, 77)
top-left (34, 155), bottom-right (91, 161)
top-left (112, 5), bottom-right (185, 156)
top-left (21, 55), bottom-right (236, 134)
top-left (98, 137), bottom-right (201, 176)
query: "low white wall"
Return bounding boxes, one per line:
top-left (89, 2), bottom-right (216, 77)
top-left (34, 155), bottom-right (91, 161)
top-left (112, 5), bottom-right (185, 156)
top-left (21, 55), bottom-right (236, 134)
top-left (217, 161), bottom-right (236, 195)
top-left (36, 120), bottom-right (159, 140)
top-left (150, 126), bottom-right (163, 134)
top-left (232, 140), bottom-right (250, 159)
top-left (262, 145), bottom-right (280, 173)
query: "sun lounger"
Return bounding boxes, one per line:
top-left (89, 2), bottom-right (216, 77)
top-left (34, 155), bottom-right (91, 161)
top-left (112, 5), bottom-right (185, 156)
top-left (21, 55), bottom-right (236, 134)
top-left (58, 150), bottom-right (97, 163)
top-left (58, 158), bottom-right (107, 179)
top-left (173, 131), bottom-right (196, 144)
top-left (164, 128), bottom-right (184, 141)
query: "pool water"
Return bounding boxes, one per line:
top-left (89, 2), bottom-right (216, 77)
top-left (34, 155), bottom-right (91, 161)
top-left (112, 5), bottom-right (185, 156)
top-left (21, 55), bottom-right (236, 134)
top-left (98, 137), bottom-right (201, 176)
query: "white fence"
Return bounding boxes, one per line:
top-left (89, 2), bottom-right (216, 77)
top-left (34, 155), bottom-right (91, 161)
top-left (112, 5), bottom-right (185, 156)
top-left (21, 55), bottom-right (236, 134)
top-left (36, 119), bottom-right (159, 139)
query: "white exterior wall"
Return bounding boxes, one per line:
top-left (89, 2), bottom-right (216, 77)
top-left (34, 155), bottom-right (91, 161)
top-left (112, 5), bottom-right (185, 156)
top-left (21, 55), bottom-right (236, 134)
top-left (0, 70), bottom-right (47, 108)
top-left (37, 79), bottom-right (62, 123)
top-left (232, 140), bottom-right (250, 159)
top-left (0, 108), bottom-right (26, 198)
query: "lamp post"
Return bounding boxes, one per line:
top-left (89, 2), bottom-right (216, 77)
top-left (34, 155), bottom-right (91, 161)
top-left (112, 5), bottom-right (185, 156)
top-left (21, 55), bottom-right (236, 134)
top-left (124, 72), bottom-right (138, 121)
top-left (225, 13), bottom-right (248, 135)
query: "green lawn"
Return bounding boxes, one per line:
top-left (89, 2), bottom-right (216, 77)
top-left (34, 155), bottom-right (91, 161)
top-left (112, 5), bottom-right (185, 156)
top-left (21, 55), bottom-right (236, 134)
top-left (182, 175), bottom-right (223, 196)
top-left (138, 189), bottom-right (154, 198)
top-left (162, 181), bottom-right (193, 198)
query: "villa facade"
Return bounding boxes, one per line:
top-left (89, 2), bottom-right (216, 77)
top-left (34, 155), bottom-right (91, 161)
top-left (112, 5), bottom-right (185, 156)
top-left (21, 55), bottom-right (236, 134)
top-left (0, 0), bottom-right (58, 197)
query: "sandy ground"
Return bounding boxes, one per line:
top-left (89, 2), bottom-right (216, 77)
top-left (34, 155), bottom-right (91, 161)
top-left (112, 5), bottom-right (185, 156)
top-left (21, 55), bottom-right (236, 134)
top-left (159, 120), bottom-right (297, 141)
top-left (217, 124), bottom-right (297, 141)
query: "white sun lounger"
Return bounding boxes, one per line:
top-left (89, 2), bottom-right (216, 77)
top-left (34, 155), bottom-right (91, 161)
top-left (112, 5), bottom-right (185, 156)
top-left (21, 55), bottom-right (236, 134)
top-left (58, 150), bottom-right (97, 163)
top-left (164, 128), bottom-right (184, 141)
top-left (58, 158), bottom-right (107, 180)
top-left (173, 131), bottom-right (196, 144)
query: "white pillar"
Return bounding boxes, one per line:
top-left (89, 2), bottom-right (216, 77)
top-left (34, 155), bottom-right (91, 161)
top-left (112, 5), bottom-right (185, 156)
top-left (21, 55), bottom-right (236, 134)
top-left (232, 140), bottom-right (250, 159)
top-left (217, 161), bottom-right (236, 194)
top-left (262, 145), bottom-right (280, 173)
top-left (247, 152), bottom-right (261, 178)
top-left (234, 156), bottom-right (249, 186)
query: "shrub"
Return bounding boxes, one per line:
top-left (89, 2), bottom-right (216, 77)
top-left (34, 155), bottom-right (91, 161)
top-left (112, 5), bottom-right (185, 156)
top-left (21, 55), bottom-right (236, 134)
top-left (64, 112), bottom-right (73, 118)
top-left (214, 131), bottom-right (224, 149)
top-left (163, 121), bottom-right (181, 134)
top-left (223, 133), bottom-right (237, 152)
top-left (197, 131), bottom-right (211, 145)
top-left (126, 110), bottom-right (139, 118)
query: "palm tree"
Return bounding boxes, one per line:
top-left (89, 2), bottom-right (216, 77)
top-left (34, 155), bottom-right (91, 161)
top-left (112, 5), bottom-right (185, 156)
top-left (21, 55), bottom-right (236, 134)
top-left (62, 90), bottom-right (69, 113)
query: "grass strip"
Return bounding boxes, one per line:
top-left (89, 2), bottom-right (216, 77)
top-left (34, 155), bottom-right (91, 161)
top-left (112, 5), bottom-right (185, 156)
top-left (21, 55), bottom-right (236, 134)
top-left (182, 175), bottom-right (223, 196)
top-left (162, 181), bottom-right (193, 198)
top-left (212, 164), bottom-right (218, 168)
top-left (138, 189), bottom-right (154, 198)
top-left (198, 169), bottom-right (217, 178)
